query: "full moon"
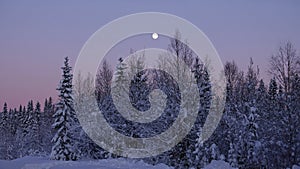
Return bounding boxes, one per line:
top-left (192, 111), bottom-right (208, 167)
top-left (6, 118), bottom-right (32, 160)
top-left (152, 33), bottom-right (158, 40)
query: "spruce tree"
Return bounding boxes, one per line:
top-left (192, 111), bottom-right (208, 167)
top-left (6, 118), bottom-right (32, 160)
top-left (0, 103), bottom-right (9, 159)
top-left (113, 57), bottom-right (128, 93)
top-left (245, 58), bottom-right (260, 168)
top-left (290, 74), bottom-right (300, 165)
top-left (15, 104), bottom-right (25, 158)
top-left (22, 100), bottom-right (34, 156)
top-left (51, 57), bottom-right (78, 161)
top-left (42, 97), bottom-right (55, 153)
top-left (27, 102), bottom-right (43, 155)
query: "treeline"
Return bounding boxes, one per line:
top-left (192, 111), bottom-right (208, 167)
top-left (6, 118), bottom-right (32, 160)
top-left (146, 42), bottom-right (300, 168)
top-left (0, 98), bottom-right (55, 159)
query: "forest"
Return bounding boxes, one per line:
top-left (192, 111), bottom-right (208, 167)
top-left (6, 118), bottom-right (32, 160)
top-left (0, 35), bottom-right (300, 169)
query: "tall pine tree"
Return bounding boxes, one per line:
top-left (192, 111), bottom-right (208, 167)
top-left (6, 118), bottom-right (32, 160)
top-left (51, 57), bottom-right (78, 161)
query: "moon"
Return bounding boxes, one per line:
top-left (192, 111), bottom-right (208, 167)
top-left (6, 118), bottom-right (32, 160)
top-left (152, 33), bottom-right (158, 40)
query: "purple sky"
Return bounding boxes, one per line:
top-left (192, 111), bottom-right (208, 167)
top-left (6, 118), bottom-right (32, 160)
top-left (1, 0), bottom-right (300, 109)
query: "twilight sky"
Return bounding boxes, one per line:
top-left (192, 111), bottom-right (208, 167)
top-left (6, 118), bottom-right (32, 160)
top-left (0, 0), bottom-right (300, 109)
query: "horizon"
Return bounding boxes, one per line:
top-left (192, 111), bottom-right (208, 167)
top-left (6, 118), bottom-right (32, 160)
top-left (1, 0), bottom-right (300, 109)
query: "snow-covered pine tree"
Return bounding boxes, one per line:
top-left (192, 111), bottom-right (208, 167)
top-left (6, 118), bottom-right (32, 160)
top-left (265, 78), bottom-right (278, 140)
top-left (15, 104), bottom-right (29, 157)
top-left (222, 61), bottom-right (241, 167)
top-left (111, 57), bottom-right (129, 131)
top-left (7, 108), bottom-right (18, 159)
top-left (193, 57), bottom-right (211, 126)
top-left (265, 77), bottom-right (279, 166)
top-left (0, 104), bottom-right (18, 159)
top-left (15, 101), bottom-right (33, 157)
top-left (22, 100), bottom-right (36, 156)
top-left (268, 77), bottom-right (278, 105)
top-left (264, 80), bottom-right (287, 168)
top-left (0, 104), bottom-right (5, 159)
top-left (244, 58), bottom-right (260, 168)
top-left (290, 74), bottom-right (300, 165)
top-left (256, 79), bottom-right (267, 118)
top-left (114, 57), bottom-right (128, 89)
top-left (191, 57), bottom-right (213, 168)
top-left (14, 105), bottom-right (25, 158)
top-left (51, 57), bottom-right (78, 161)
top-left (42, 97), bottom-right (55, 153)
top-left (255, 79), bottom-right (268, 167)
top-left (0, 103), bottom-right (9, 159)
top-left (96, 59), bottom-right (113, 104)
top-left (28, 102), bottom-right (43, 155)
top-left (74, 73), bottom-right (107, 159)
top-left (246, 107), bottom-right (259, 166)
top-left (279, 74), bottom-right (300, 167)
top-left (10, 108), bottom-right (20, 158)
top-left (128, 52), bottom-right (148, 112)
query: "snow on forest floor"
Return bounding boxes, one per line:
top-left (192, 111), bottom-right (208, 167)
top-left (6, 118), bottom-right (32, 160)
top-left (202, 160), bottom-right (237, 169)
top-left (0, 157), bottom-right (236, 169)
top-left (0, 156), bottom-right (171, 169)
top-left (1, 157), bottom-right (299, 169)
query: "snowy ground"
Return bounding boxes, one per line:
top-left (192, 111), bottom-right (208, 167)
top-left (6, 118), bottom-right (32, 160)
top-left (0, 157), bottom-right (171, 169)
top-left (0, 157), bottom-right (236, 169)
top-left (202, 160), bottom-right (237, 169)
top-left (1, 157), bottom-right (298, 169)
